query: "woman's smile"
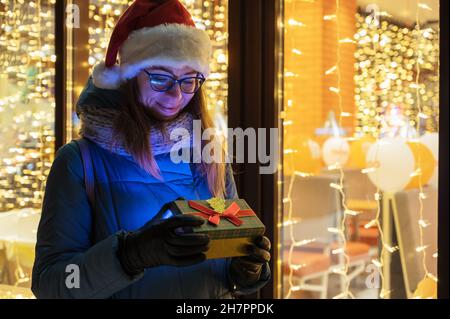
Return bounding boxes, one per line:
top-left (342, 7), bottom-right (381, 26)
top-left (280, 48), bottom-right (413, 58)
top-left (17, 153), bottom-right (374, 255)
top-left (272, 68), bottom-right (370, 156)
top-left (156, 102), bottom-right (181, 116)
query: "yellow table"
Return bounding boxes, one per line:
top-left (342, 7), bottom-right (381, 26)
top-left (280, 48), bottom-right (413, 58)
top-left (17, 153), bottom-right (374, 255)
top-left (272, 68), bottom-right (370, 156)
top-left (346, 199), bottom-right (378, 211)
top-left (0, 284), bottom-right (35, 299)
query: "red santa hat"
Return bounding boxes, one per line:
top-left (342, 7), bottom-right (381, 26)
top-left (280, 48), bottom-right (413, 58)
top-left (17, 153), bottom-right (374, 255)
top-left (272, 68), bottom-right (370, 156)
top-left (92, 0), bottom-right (212, 89)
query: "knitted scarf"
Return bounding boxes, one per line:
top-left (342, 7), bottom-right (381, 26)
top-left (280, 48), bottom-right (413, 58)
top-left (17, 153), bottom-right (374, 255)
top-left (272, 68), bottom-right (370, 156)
top-left (78, 106), bottom-right (195, 159)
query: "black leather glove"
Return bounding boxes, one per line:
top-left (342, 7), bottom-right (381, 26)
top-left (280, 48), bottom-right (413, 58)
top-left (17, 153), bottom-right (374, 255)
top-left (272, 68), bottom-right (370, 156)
top-left (229, 236), bottom-right (271, 289)
top-left (117, 214), bottom-right (210, 276)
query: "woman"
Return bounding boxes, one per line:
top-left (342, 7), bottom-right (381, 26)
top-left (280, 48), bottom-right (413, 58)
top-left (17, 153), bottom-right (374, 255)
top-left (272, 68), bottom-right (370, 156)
top-left (31, 0), bottom-right (271, 299)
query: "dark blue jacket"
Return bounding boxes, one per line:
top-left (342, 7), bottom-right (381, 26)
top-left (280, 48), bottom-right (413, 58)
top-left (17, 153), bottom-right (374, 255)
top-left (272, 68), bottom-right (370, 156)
top-left (31, 78), bottom-right (270, 298)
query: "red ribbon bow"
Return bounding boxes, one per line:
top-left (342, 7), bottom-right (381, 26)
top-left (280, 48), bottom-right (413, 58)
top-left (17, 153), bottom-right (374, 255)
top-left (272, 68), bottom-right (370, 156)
top-left (187, 200), bottom-right (254, 226)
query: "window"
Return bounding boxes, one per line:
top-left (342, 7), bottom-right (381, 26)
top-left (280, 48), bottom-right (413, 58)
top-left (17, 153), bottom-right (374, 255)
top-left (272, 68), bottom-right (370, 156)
top-left (0, 0), bottom-right (55, 297)
top-left (278, 0), bottom-right (439, 299)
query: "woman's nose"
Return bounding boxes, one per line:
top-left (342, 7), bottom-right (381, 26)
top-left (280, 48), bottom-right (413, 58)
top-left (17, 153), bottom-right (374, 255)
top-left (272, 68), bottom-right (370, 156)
top-left (166, 83), bottom-right (183, 101)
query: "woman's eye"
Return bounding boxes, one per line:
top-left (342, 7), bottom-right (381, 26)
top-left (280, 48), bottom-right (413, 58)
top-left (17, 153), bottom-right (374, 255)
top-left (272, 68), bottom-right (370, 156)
top-left (183, 79), bottom-right (195, 85)
top-left (150, 76), bottom-right (173, 88)
top-left (151, 76), bottom-right (170, 84)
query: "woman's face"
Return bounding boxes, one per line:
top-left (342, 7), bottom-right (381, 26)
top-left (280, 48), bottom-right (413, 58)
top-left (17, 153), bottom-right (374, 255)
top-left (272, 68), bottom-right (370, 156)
top-left (137, 65), bottom-right (198, 121)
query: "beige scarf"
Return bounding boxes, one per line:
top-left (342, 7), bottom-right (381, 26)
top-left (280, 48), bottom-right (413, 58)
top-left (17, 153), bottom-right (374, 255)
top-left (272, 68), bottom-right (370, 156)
top-left (78, 106), bottom-right (195, 158)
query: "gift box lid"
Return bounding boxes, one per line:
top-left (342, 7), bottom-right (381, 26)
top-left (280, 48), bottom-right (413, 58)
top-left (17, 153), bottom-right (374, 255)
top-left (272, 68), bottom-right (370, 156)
top-left (169, 199), bottom-right (265, 240)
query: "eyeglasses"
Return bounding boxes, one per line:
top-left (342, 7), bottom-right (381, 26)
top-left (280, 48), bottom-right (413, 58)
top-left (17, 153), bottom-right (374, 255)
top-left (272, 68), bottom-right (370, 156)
top-left (143, 70), bottom-right (205, 94)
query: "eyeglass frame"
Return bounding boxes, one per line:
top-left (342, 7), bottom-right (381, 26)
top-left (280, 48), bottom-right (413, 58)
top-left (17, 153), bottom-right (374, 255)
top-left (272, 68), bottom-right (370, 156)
top-left (142, 70), bottom-right (206, 94)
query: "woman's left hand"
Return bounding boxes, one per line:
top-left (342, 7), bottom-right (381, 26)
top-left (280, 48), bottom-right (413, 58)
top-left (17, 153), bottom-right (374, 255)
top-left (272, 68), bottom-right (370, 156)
top-left (229, 236), bottom-right (271, 289)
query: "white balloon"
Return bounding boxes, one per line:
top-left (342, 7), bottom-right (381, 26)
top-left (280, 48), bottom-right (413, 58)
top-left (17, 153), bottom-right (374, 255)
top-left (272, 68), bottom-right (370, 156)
top-left (366, 138), bottom-right (415, 194)
top-left (420, 133), bottom-right (439, 188)
top-left (322, 136), bottom-right (350, 166)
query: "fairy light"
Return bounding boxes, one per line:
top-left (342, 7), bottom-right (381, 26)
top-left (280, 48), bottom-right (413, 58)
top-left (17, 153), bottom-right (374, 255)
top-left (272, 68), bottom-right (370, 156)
top-left (279, 0), bottom-right (438, 300)
top-left (284, 171), bottom-right (318, 299)
top-left (293, 238), bottom-right (316, 247)
top-left (284, 71), bottom-right (299, 77)
top-left (329, 183), bottom-right (343, 191)
top-left (384, 244), bottom-right (400, 253)
top-left (287, 18), bottom-right (305, 27)
top-left (325, 0), bottom-right (357, 299)
top-left (329, 86), bottom-right (340, 94)
top-left (281, 0), bottom-right (325, 287)
top-left (325, 65), bottom-right (337, 75)
top-left (344, 209), bottom-right (361, 216)
top-left (356, 2), bottom-right (438, 299)
top-left (323, 14), bottom-right (336, 21)
top-left (328, 163), bottom-right (342, 171)
top-left (331, 267), bottom-right (347, 275)
top-left (354, 11), bottom-right (439, 136)
top-left (364, 180), bottom-right (391, 300)
top-left (418, 3), bottom-right (432, 11)
top-left (415, 245), bottom-right (429, 253)
top-left (410, 0), bottom-right (438, 294)
top-left (294, 171), bottom-right (313, 178)
top-left (374, 192), bottom-right (381, 201)
top-left (338, 38), bottom-right (356, 44)
top-left (180, 1), bottom-right (229, 125)
top-left (290, 263), bottom-right (307, 271)
top-left (361, 167), bottom-right (377, 174)
top-left (0, 0), bottom-right (55, 213)
top-left (332, 248), bottom-right (345, 255)
top-left (327, 227), bottom-right (340, 234)
top-left (281, 0), bottom-right (358, 299)
top-left (0, 0), bottom-right (55, 296)
top-left (418, 219), bottom-right (431, 228)
top-left (279, 218), bottom-right (302, 227)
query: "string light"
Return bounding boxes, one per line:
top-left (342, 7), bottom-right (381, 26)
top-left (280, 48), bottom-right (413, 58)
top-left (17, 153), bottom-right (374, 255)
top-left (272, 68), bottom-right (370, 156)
top-left (0, 0), bottom-right (55, 214)
top-left (281, 0), bottom-right (356, 299)
top-left (410, 0), bottom-right (438, 296)
top-left (325, 65), bottom-right (337, 75)
top-left (354, 12), bottom-right (439, 136)
top-left (283, 171), bottom-right (318, 299)
top-left (287, 18), bottom-right (305, 27)
top-left (327, 0), bottom-right (356, 299)
top-left (355, 1), bottom-right (439, 298)
top-left (323, 14), bottom-right (336, 21)
top-left (383, 244), bottom-right (399, 253)
top-left (344, 209), bottom-right (361, 216)
top-left (0, 6), bottom-right (59, 294)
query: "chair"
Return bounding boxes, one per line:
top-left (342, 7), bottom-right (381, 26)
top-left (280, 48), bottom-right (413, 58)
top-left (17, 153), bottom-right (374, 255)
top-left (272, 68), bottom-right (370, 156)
top-left (393, 185), bottom-right (438, 298)
top-left (322, 167), bottom-right (379, 246)
top-left (282, 173), bottom-right (373, 298)
top-left (341, 168), bottom-right (379, 246)
top-left (282, 174), bottom-right (341, 298)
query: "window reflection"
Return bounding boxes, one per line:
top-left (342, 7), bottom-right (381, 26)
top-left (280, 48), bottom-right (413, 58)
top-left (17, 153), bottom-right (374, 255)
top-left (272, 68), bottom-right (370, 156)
top-left (0, 0), bottom-right (55, 297)
top-left (279, 0), bottom-right (439, 299)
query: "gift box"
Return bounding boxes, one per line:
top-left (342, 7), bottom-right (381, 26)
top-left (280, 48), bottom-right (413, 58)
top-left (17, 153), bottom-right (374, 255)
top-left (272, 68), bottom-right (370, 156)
top-left (166, 198), bottom-right (266, 259)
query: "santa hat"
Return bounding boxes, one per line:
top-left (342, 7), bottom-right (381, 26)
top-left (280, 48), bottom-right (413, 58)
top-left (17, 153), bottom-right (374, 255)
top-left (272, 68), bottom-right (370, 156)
top-left (92, 0), bottom-right (212, 89)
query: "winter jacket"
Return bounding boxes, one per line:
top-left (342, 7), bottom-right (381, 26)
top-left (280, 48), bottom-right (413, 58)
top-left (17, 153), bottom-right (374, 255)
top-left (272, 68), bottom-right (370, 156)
top-left (31, 77), bottom-right (270, 299)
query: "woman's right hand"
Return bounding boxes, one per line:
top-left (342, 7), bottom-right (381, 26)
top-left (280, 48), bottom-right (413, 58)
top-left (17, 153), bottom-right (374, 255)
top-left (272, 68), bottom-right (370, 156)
top-left (117, 214), bottom-right (210, 276)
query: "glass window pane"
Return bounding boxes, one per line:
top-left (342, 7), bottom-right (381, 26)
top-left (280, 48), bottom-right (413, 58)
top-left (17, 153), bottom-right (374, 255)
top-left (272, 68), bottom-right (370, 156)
top-left (0, 0), bottom-right (55, 296)
top-left (278, 0), bottom-right (439, 299)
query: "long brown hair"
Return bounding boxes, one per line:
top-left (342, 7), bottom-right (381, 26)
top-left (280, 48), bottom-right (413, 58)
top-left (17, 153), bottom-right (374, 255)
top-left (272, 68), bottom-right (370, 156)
top-left (112, 76), bottom-right (227, 198)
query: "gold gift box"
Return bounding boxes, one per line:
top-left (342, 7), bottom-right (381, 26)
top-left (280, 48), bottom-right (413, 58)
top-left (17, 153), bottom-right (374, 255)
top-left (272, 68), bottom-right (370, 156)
top-left (167, 199), bottom-right (266, 260)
